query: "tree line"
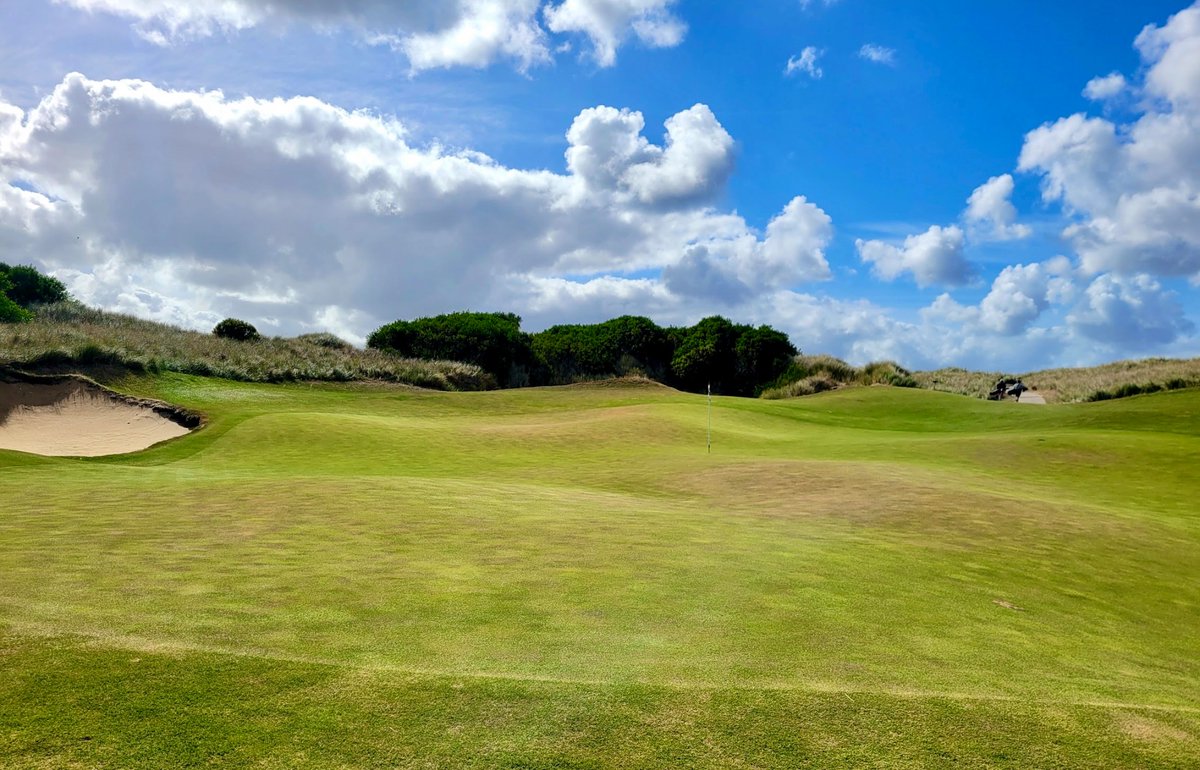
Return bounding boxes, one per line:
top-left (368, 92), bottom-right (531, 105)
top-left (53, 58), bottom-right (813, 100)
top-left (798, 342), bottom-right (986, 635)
top-left (367, 312), bottom-right (798, 396)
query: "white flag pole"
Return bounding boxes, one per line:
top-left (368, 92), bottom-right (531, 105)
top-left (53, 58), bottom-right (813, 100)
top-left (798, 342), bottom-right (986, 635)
top-left (707, 382), bottom-right (712, 454)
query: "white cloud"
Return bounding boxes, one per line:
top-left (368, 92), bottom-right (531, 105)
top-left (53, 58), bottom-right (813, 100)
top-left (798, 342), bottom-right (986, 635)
top-left (858, 44), bottom-right (896, 65)
top-left (52, 0), bottom-right (684, 70)
top-left (978, 260), bottom-right (1072, 335)
top-left (1083, 72), bottom-right (1127, 101)
top-left (1018, 2), bottom-right (1200, 279)
top-left (565, 103), bottom-right (734, 206)
top-left (397, 0), bottom-right (550, 71)
top-left (964, 174), bottom-right (1032, 241)
top-left (1135, 3), bottom-right (1200, 110)
top-left (661, 195), bottom-right (833, 302)
top-left (1068, 273), bottom-right (1194, 347)
top-left (544, 0), bottom-right (685, 67)
top-left (785, 47), bottom-right (824, 79)
top-left (0, 73), bottom-right (820, 343)
top-left (856, 225), bottom-right (971, 287)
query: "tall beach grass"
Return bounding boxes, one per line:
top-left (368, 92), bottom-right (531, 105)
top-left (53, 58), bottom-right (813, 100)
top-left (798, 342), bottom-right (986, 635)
top-left (915, 357), bottom-right (1200, 403)
top-left (0, 302), bottom-right (491, 390)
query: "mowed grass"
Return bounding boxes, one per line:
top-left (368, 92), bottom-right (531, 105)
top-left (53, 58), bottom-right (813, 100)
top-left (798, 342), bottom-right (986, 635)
top-left (1, 377), bottom-right (1198, 768)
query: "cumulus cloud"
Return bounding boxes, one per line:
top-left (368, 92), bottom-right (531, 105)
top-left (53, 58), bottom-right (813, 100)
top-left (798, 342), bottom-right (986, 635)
top-left (856, 225), bottom-right (971, 287)
top-left (0, 73), bottom-right (821, 342)
top-left (964, 174), bottom-right (1032, 241)
top-left (977, 259), bottom-right (1072, 335)
top-left (785, 47), bottom-right (824, 79)
top-left (1083, 72), bottom-right (1127, 101)
top-left (1068, 273), bottom-right (1194, 347)
top-left (543, 0), bottom-right (685, 67)
top-left (565, 103), bottom-right (734, 206)
top-left (53, 0), bottom-right (684, 70)
top-left (661, 196), bottom-right (833, 302)
top-left (1018, 2), bottom-right (1200, 279)
top-left (858, 44), bottom-right (896, 65)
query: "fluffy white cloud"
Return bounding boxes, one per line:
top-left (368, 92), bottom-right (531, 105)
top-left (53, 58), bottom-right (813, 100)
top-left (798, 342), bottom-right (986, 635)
top-left (858, 44), bottom-right (896, 65)
top-left (964, 174), bottom-right (1032, 241)
top-left (397, 0), bottom-right (550, 71)
top-left (978, 259), bottom-right (1072, 335)
top-left (1083, 72), bottom-right (1127, 101)
top-left (856, 225), bottom-right (971, 287)
top-left (1135, 3), bottom-right (1200, 110)
top-left (1068, 273), bottom-right (1194, 347)
top-left (785, 47), bottom-right (824, 79)
top-left (661, 196), bottom-right (832, 302)
top-left (0, 73), bottom-right (821, 341)
top-left (52, 0), bottom-right (683, 70)
top-left (1018, 2), bottom-right (1200, 278)
top-left (543, 0), bottom-right (685, 67)
top-left (565, 104), bottom-right (734, 206)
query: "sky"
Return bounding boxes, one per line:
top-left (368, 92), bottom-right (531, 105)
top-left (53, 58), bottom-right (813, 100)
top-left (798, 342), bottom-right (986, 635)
top-left (1, 0), bottom-right (1199, 371)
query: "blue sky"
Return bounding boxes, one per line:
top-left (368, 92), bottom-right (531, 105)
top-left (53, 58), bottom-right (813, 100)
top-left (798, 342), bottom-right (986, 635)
top-left (1, 0), bottom-right (1198, 371)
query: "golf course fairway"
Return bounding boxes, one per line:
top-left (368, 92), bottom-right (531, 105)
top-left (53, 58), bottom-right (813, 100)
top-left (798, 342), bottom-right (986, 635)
top-left (2, 375), bottom-right (1198, 768)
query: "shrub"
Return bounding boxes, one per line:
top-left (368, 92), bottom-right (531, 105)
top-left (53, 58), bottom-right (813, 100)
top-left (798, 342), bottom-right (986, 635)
top-left (0, 273), bottom-right (31, 323)
top-left (734, 326), bottom-right (797, 395)
top-left (213, 318), bottom-right (261, 342)
top-left (0, 263), bottom-right (69, 308)
top-left (670, 316), bottom-right (741, 394)
top-left (368, 312), bottom-right (533, 388)
top-left (532, 315), bottom-right (674, 385)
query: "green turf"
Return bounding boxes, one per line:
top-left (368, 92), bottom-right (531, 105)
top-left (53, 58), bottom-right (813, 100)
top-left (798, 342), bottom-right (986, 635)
top-left (2, 376), bottom-right (1198, 768)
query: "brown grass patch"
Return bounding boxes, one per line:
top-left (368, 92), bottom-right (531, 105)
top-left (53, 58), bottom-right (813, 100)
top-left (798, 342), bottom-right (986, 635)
top-left (658, 460), bottom-right (1136, 544)
top-left (1116, 712), bottom-right (1195, 744)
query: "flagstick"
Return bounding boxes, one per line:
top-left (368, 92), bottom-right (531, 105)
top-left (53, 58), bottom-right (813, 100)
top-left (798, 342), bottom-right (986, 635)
top-left (707, 382), bottom-right (712, 454)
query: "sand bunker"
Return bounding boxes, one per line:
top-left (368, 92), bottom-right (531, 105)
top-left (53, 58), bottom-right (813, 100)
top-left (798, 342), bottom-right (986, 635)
top-left (0, 375), bottom-right (197, 457)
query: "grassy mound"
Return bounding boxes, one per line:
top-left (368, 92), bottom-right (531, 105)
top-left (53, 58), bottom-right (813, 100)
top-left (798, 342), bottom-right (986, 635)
top-left (0, 302), bottom-right (491, 390)
top-left (761, 354), bottom-right (916, 398)
top-left (915, 357), bottom-right (1200, 402)
top-left (0, 376), bottom-right (1196, 767)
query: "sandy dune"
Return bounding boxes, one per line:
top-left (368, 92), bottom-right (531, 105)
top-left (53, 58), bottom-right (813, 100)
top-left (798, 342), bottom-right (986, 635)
top-left (0, 378), bottom-right (193, 457)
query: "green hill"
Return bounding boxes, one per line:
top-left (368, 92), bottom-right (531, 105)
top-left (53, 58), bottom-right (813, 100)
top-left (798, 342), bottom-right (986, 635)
top-left (1, 375), bottom-right (1196, 767)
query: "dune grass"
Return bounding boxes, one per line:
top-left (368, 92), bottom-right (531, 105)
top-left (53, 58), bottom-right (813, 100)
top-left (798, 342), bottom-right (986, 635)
top-left (760, 355), bottom-right (916, 399)
top-left (0, 302), bottom-right (490, 389)
top-left (0, 377), bottom-right (1197, 767)
top-left (914, 357), bottom-right (1200, 403)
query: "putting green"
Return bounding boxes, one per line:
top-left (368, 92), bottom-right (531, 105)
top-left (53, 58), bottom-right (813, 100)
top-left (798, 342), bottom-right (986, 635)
top-left (1, 375), bottom-right (1197, 768)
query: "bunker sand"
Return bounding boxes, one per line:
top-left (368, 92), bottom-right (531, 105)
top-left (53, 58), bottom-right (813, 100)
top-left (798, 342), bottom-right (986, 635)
top-left (0, 377), bottom-right (193, 457)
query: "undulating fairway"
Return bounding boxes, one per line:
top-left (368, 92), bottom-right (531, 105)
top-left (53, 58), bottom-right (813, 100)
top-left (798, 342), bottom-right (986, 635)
top-left (2, 376), bottom-right (1199, 768)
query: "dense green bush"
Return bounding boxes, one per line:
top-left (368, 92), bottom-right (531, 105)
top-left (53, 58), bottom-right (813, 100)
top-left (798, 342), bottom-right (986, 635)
top-left (213, 318), bottom-right (261, 341)
top-left (532, 315), bottom-right (674, 384)
top-left (670, 316), bottom-right (740, 394)
top-left (670, 317), bottom-right (796, 396)
top-left (0, 263), bottom-right (69, 308)
top-left (1086, 379), bottom-right (1197, 402)
top-left (0, 273), bottom-right (31, 323)
top-left (369, 312), bottom-right (797, 397)
top-left (368, 312), bottom-right (534, 388)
